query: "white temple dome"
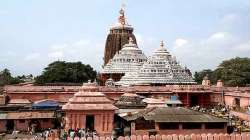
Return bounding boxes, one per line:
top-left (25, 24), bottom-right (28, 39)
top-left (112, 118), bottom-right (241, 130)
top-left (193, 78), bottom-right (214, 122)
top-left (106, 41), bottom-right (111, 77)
top-left (101, 38), bottom-right (147, 74)
top-left (116, 41), bottom-right (196, 86)
top-left (151, 40), bottom-right (171, 60)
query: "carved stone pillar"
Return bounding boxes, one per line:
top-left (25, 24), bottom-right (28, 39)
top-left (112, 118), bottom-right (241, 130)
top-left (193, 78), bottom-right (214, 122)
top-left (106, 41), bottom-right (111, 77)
top-left (76, 113), bottom-right (80, 129)
top-left (108, 113), bottom-right (114, 132)
top-left (79, 114), bottom-right (84, 129)
top-left (82, 114), bottom-right (86, 129)
top-left (94, 114), bottom-right (102, 133)
top-left (72, 114), bottom-right (76, 130)
top-left (65, 113), bottom-right (72, 130)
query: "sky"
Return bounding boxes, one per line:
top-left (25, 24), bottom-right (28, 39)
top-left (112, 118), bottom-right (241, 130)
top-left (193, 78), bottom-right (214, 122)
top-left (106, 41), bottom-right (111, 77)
top-left (0, 0), bottom-right (249, 76)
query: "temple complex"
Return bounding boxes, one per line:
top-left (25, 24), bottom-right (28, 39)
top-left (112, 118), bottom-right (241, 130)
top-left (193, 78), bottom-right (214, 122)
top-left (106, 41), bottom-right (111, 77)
top-left (0, 4), bottom-right (250, 139)
top-left (4, 84), bottom-right (217, 107)
top-left (104, 7), bottom-right (137, 65)
top-left (101, 7), bottom-right (195, 86)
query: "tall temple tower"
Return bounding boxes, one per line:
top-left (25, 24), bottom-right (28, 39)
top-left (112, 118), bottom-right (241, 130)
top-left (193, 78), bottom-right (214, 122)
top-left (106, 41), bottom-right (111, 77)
top-left (103, 6), bottom-right (137, 66)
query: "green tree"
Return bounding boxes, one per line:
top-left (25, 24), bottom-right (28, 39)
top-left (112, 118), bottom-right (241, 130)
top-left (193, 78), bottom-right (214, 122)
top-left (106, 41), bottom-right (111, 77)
top-left (0, 69), bottom-right (24, 86)
top-left (0, 69), bottom-right (12, 86)
top-left (35, 61), bottom-right (97, 84)
top-left (194, 57), bottom-right (250, 86)
top-left (194, 69), bottom-right (214, 84)
top-left (215, 57), bottom-right (250, 86)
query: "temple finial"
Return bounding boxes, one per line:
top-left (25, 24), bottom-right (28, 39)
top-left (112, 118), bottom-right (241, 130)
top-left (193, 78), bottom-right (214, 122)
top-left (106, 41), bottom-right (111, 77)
top-left (160, 40), bottom-right (164, 48)
top-left (119, 0), bottom-right (126, 25)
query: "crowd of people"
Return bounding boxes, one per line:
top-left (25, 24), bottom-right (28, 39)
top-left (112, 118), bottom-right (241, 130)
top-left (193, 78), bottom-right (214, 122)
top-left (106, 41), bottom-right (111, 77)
top-left (191, 104), bottom-right (250, 133)
top-left (191, 104), bottom-right (230, 117)
top-left (6, 128), bottom-right (54, 140)
top-left (59, 128), bottom-right (98, 140)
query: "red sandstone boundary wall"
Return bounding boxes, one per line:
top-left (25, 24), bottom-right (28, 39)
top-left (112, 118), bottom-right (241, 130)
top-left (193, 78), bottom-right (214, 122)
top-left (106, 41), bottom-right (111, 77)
top-left (6, 133), bottom-right (250, 140)
top-left (4, 133), bottom-right (250, 140)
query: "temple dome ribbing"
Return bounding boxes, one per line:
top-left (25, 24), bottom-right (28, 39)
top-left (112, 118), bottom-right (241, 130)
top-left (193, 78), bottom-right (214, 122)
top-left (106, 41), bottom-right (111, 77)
top-left (116, 41), bottom-right (196, 86)
top-left (101, 38), bottom-right (147, 74)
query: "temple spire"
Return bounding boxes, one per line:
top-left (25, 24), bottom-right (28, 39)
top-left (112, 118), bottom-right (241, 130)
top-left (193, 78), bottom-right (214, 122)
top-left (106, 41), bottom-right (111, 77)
top-left (103, 1), bottom-right (137, 66)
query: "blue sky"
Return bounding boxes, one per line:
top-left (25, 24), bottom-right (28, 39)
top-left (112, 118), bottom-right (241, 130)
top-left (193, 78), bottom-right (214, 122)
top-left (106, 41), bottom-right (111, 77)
top-left (0, 0), bottom-right (249, 76)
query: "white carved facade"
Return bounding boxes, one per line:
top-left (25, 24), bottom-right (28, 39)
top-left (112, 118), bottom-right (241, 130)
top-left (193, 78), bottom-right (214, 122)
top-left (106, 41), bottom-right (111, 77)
top-left (101, 40), bottom-right (196, 86)
top-left (101, 38), bottom-right (147, 74)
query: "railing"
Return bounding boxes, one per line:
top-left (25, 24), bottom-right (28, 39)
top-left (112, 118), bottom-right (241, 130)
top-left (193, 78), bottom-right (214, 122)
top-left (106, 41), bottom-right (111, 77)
top-left (4, 133), bottom-right (249, 140)
top-left (61, 134), bottom-right (248, 140)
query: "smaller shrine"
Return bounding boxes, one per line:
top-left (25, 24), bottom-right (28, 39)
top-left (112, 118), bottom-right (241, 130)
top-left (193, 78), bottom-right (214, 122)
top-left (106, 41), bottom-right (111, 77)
top-left (62, 82), bottom-right (117, 135)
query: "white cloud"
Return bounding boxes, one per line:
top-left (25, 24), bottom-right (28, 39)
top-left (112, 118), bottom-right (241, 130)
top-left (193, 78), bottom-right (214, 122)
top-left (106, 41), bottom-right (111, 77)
top-left (24, 53), bottom-right (40, 61)
top-left (208, 32), bottom-right (229, 40)
top-left (221, 13), bottom-right (239, 24)
top-left (5, 51), bottom-right (16, 57)
top-left (47, 39), bottom-right (91, 61)
top-left (50, 44), bottom-right (68, 51)
top-left (233, 42), bottom-right (250, 52)
top-left (171, 30), bottom-right (248, 72)
top-left (0, 58), bottom-right (8, 62)
top-left (46, 39), bottom-right (104, 71)
top-left (48, 51), bottom-right (64, 59)
top-left (174, 38), bottom-right (189, 47)
top-left (73, 40), bottom-right (90, 46)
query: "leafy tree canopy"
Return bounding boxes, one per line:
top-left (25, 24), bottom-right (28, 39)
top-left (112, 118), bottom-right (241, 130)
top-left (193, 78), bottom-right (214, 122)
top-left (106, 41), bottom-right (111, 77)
top-left (194, 69), bottom-right (214, 84)
top-left (194, 57), bottom-right (250, 86)
top-left (0, 69), bottom-right (24, 86)
top-left (35, 61), bottom-right (97, 84)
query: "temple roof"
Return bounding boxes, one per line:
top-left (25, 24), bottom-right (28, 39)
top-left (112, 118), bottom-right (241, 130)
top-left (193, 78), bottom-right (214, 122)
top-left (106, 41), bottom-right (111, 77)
top-left (62, 82), bottom-right (117, 111)
top-left (120, 107), bottom-right (228, 123)
top-left (101, 38), bottom-right (147, 74)
top-left (116, 41), bottom-right (196, 86)
top-left (114, 93), bottom-right (146, 109)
